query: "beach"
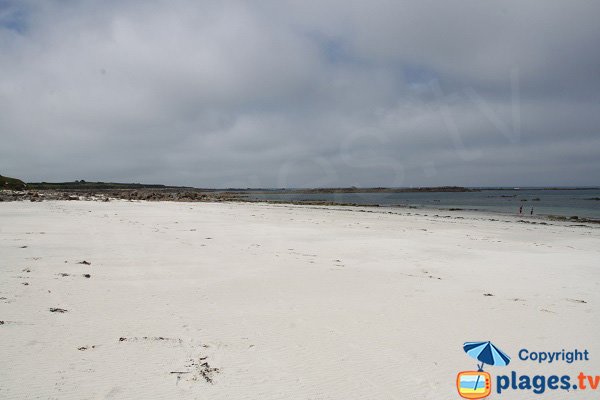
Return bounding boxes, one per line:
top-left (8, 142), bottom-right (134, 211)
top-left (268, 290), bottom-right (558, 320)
top-left (1, 200), bottom-right (599, 399)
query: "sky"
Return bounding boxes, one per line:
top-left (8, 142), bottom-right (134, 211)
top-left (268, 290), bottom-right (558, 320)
top-left (1, 0), bottom-right (599, 188)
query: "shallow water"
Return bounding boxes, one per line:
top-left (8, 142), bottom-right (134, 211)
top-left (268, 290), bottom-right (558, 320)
top-left (246, 189), bottom-right (600, 219)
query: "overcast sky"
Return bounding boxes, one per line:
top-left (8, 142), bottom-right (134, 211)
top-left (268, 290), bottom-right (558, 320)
top-left (1, 0), bottom-right (599, 187)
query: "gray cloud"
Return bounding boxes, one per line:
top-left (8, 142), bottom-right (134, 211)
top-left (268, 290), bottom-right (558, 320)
top-left (1, 0), bottom-right (599, 187)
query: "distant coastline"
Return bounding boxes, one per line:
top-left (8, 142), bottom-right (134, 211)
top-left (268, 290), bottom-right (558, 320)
top-left (2, 177), bottom-right (600, 223)
top-left (3, 175), bottom-right (599, 192)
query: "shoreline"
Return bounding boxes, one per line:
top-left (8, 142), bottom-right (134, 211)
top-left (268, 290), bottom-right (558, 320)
top-left (239, 199), bottom-right (600, 227)
top-left (3, 188), bottom-right (599, 226)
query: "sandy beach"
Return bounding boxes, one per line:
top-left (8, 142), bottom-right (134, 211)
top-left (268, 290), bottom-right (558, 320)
top-left (1, 200), bottom-right (599, 399)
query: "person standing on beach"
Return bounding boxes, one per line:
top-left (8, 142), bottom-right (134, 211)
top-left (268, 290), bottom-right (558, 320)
top-left (519, 205), bottom-right (523, 214)
top-left (530, 207), bottom-right (534, 216)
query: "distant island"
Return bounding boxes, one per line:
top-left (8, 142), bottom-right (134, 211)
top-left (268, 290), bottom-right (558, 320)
top-left (26, 180), bottom-right (194, 190)
top-left (255, 186), bottom-right (479, 194)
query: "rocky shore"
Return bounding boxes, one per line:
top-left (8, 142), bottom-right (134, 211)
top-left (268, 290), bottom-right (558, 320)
top-left (0, 189), bottom-right (242, 203)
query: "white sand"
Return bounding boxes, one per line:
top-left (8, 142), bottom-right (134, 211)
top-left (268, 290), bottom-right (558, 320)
top-left (1, 200), bottom-right (599, 399)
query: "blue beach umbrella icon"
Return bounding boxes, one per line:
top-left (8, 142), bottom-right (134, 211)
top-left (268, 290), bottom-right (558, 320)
top-left (463, 341), bottom-right (511, 370)
top-left (463, 341), bottom-right (511, 391)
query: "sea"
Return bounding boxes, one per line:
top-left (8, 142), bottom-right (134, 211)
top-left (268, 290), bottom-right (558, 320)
top-left (245, 188), bottom-right (600, 220)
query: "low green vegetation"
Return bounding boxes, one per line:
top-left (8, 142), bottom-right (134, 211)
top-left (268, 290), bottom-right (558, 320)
top-left (0, 175), bottom-right (26, 190)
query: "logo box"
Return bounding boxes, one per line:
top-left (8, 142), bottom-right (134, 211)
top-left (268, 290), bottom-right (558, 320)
top-left (456, 371), bottom-right (492, 399)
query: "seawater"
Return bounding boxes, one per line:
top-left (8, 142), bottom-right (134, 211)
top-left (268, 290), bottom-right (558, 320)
top-left (246, 189), bottom-right (600, 219)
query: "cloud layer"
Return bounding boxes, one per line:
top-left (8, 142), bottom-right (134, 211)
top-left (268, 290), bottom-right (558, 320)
top-left (1, 0), bottom-right (599, 187)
